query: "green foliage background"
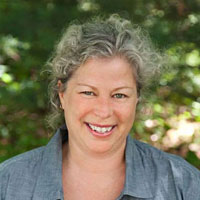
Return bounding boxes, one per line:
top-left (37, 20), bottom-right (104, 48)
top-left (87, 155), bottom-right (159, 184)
top-left (0, 0), bottom-right (200, 168)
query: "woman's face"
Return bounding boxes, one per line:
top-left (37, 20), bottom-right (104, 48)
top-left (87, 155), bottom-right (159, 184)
top-left (59, 56), bottom-right (138, 155)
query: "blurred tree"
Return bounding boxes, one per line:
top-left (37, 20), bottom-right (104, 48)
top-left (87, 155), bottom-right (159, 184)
top-left (0, 0), bottom-right (199, 168)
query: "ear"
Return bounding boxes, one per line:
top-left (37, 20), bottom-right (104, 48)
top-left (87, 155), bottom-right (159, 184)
top-left (136, 96), bottom-right (141, 106)
top-left (136, 97), bottom-right (139, 104)
top-left (58, 80), bottom-right (65, 109)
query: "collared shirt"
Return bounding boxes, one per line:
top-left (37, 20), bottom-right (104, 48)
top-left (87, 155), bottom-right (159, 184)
top-left (0, 126), bottom-right (200, 200)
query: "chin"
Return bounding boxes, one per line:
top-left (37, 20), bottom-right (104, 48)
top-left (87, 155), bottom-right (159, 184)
top-left (86, 141), bottom-right (114, 154)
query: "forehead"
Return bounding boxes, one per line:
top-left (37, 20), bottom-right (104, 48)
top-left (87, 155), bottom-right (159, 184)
top-left (71, 56), bottom-right (136, 84)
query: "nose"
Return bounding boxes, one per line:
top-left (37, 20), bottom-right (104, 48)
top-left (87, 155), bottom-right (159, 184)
top-left (93, 96), bottom-right (113, 119)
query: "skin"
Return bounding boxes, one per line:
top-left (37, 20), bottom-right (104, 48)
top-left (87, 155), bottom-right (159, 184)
top-left (59, 56), bottom-right (138, 200)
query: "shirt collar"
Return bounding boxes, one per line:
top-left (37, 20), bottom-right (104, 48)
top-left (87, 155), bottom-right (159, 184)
top-left (33, 126), bottom-right (154, 199)
top-left (32, 128), bottom-right (64, 200)
top-left (122, 135), bottom-right (154, 198)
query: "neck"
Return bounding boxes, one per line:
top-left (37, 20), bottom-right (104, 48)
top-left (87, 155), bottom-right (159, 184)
top-left (62, 140), bottom-right (126, 175)
top-left (62, 138), bottom-right (126, 200)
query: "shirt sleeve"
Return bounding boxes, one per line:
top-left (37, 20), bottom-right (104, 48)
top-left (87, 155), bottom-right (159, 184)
top-left (0, 165), bottom-right (9, 200)
top-left (183, 166), bottom-right (200, 200)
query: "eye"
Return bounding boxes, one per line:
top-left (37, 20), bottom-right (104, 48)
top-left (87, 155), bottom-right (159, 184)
top-left (113, 93), bottom-right (127, 99)
top-left (81, 91), bottom-right (95, 96)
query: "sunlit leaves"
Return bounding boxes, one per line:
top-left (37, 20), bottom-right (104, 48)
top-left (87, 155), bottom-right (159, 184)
top-left (1, 73), bottom-right (13, 83)
top-left (188, 14), bottom-right (199, 25)
top-left (78, 0), bottom-right (100, 12)
top-left (0, 35), bottom-right (30, 61)
top-left (186, 50), bottom-right (200, 67)
top-left (0, 64), bottom-right (7, 77)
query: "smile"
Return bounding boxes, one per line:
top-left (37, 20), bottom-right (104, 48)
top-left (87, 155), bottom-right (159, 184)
top-left (86, 123), bottom-right (115, 135)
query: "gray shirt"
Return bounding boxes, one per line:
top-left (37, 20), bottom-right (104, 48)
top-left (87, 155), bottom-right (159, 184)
top-left (0, 126), bottom-right (200, 200)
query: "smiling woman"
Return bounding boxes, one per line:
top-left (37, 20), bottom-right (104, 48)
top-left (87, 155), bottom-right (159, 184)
top-left (59, 56), bottom-right (138, 156)
top-left (0, 14), bottom-right (200, 200)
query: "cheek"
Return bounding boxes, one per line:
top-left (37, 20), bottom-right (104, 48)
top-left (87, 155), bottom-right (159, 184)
top-left (116, 101), bottom-right (137, 123)
top-left (66, 95), bottom-right (93, 119)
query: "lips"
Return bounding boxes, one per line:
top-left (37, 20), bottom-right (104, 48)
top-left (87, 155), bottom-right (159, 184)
top-left (86, 123), bottom-right (116, 136)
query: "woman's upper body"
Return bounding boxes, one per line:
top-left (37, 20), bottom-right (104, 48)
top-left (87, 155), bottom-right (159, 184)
top-left (59, 55), bottom-right (137, 200)
top-left (1, 125), bottom-right (200, 200)
top-left (1, 14), bottom-right (200, 200)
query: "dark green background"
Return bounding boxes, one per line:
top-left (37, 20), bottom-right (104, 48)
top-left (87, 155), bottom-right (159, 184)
top-left (0, 0), bottom-right (200, 169)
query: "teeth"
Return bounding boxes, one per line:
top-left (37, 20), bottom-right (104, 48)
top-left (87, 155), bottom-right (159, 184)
top-left (88, 124), bottom-right (113, 133)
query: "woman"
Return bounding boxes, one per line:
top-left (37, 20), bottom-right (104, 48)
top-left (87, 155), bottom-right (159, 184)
top-left (0, 14), bottom-right (200, 200)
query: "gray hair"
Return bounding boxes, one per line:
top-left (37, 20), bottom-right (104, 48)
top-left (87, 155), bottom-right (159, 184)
top-left (45, 14), bottom-right (165, 129)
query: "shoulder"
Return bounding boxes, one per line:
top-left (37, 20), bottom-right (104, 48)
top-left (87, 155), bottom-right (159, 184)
top-left (132, 138), bottom-right (200, 198)
top-left (0, 147), bottom-right (45, 199)
top-left (133, 138), bottom-right (200, 175)
top-left (0, 146), bottom-right (45, 172)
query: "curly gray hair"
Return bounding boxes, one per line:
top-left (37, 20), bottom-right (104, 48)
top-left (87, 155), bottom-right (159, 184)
top-left (45, 14), bottom-right (165, 129)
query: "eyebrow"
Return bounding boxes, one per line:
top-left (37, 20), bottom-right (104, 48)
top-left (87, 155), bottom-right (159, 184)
top-left (77, 83), bottom-right (134, 91)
